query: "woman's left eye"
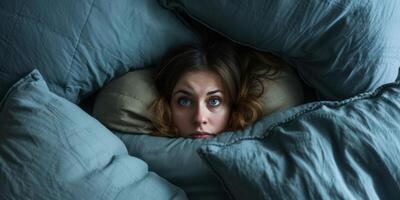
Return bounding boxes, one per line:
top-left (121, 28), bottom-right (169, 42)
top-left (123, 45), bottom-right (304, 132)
top-left (208, 97), bottom-right (222, 107)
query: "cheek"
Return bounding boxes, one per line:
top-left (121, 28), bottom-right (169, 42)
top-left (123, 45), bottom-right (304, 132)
top-left (170, 105), bottom-right (190, 126)
top-left (211, 106), bottom-right (231, 129)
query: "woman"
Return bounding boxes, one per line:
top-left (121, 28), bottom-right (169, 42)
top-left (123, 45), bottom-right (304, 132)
top-left (150, 41), bottom-right (302, 138)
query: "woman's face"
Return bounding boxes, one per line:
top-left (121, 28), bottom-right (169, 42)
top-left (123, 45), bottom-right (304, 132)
top-left (170, 69), bottom-right (231, 138)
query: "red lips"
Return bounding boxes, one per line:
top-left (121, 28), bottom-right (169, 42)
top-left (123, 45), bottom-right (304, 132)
top-left (190, 132), bottom-right (213, 138)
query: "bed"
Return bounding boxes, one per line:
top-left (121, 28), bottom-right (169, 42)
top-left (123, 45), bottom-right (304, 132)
top-left (1, 0), bottom-right (400, 199)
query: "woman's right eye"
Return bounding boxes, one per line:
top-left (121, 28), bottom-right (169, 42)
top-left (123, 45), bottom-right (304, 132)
top-left (178, 97), bottom-right (192, 107)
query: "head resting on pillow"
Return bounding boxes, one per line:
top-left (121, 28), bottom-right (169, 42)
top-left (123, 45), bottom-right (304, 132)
top-left (150, 41), bottom-right (290, 138)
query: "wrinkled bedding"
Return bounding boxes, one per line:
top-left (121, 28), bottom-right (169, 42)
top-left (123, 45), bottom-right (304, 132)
top-left (0, 70), bottom-right (187, 200)
top-left (1, 0), bottom-right (400, 199)
top-left (117, 71), bottom-right (400, 199)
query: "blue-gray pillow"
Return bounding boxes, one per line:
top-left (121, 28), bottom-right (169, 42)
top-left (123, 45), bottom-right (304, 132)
top-left (116, 132), bottom-right (230, 200)
top-left (161, 0), bottom-right (400, 100)
top-left (0, 70), bottom-right (187, 200)
top-left (198, 72), bottom-right (400, 199)
top-left (0, 0), bottom-right (197, 103)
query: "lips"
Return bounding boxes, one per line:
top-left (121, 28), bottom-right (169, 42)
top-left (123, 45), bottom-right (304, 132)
top-left (189, 132), bottom-right (213, 139)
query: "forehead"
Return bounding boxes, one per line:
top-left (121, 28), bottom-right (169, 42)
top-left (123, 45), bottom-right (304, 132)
top-left (174, 69), bottom-right (224, 92)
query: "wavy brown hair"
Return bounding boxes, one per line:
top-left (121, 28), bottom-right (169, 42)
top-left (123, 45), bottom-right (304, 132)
top-left (149, 41), bottom-right (284, 137)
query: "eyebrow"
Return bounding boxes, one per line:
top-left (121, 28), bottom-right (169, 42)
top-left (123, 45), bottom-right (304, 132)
top-left (174, 90), bottom-right (192, 96)
top-left (173, 89), bottom-right (222, 96)
top-left (207, 89), bottom-right (222, 95)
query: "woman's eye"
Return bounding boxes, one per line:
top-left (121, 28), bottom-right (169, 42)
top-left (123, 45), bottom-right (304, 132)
top-left (178, 97), bottom-right (192, 107)
top-left (208, 97), bottom-right (222, 107)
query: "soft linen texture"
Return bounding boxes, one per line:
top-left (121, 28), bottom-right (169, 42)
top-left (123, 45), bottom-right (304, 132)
top-left (0, 70), bottom-right (187, 200)
top-left (116, 132), bottom-right (230, 200)
top-left (0, 0), bottom-right (197, 103)
top-left (93, 68), bottom-right (157, 134)
top-left (160, 0), bottom-right (400, 100)
top-left (198, 72), bottom-right (400, 199)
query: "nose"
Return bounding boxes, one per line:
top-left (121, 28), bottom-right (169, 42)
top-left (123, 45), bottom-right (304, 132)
top-left (193, 103), bottom-right (208, 126)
